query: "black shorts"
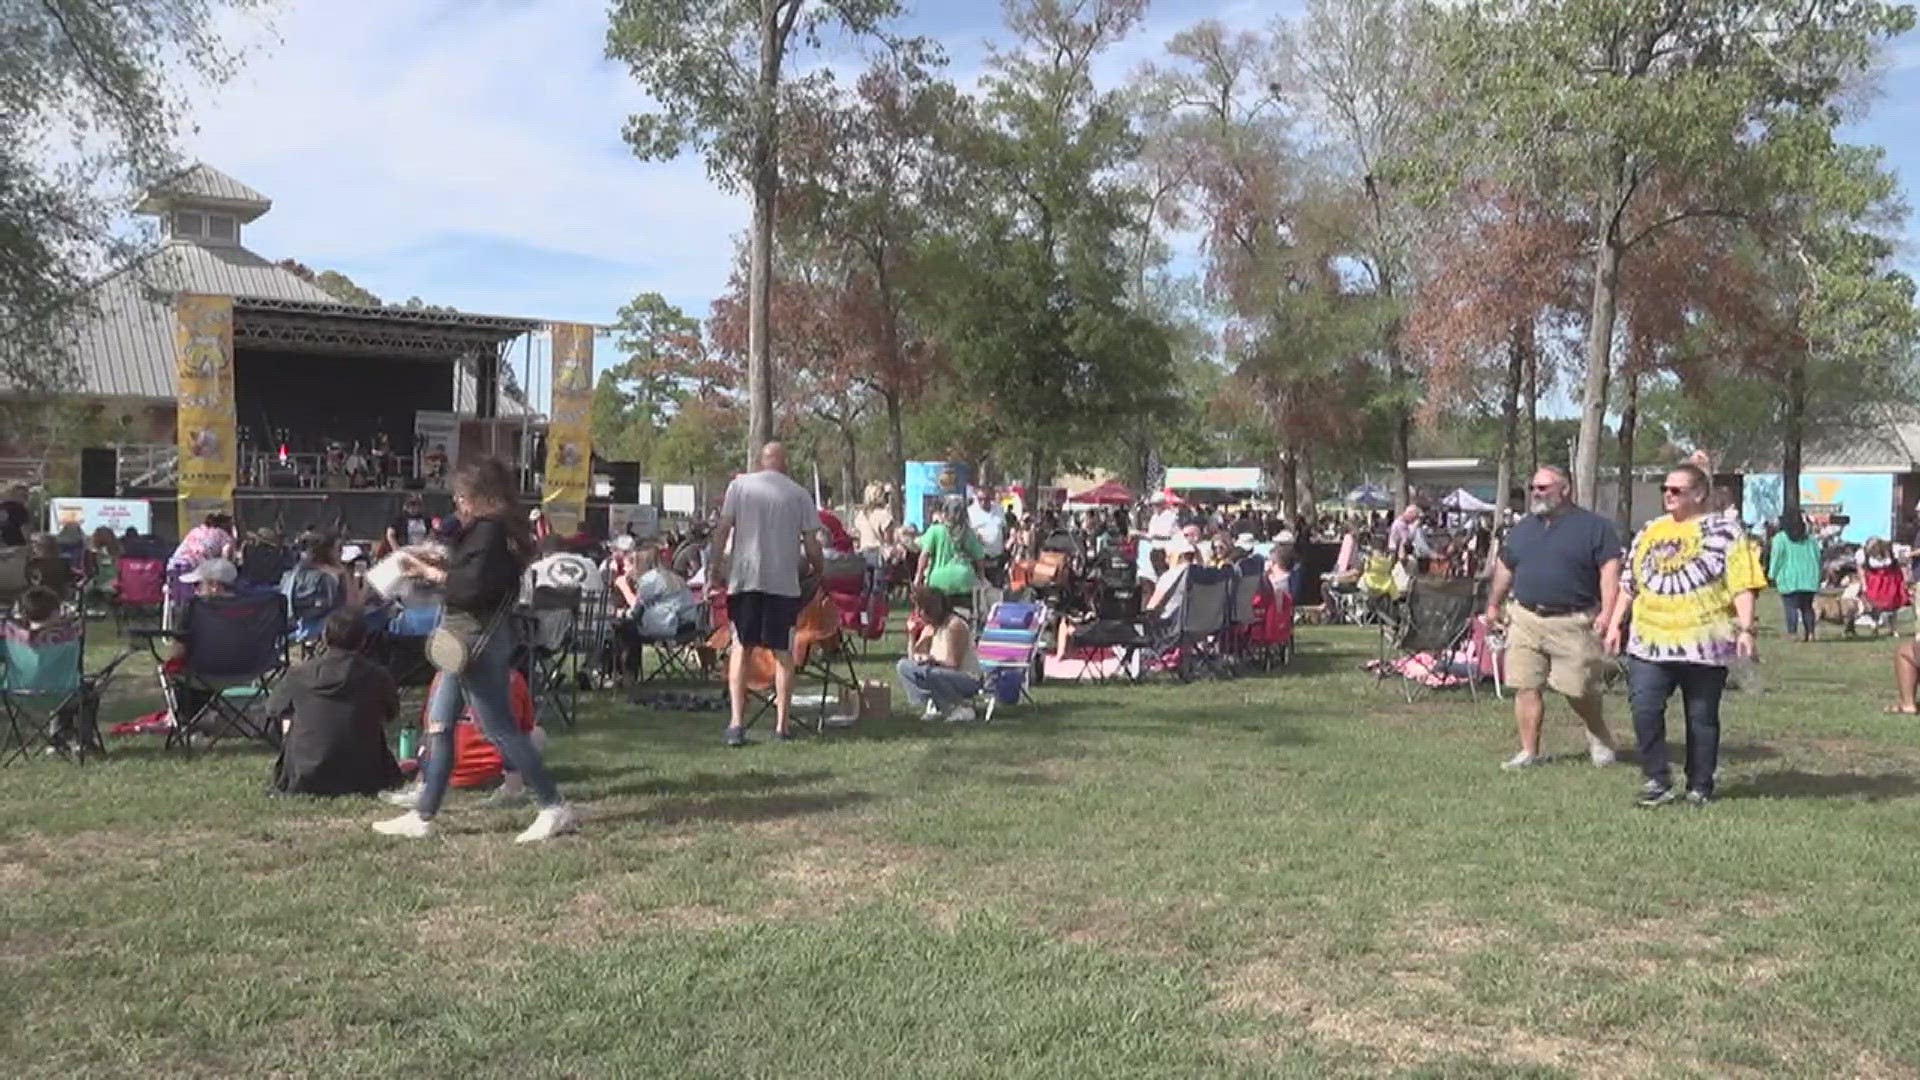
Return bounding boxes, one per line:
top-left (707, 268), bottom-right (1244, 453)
top-left (731, 591), bottom-right (802, 652)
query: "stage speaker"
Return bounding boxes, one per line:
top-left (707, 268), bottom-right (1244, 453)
top-left (604, 462), bottom-right (642, 503)
top-left (80, 448), bottom-right (118, 498)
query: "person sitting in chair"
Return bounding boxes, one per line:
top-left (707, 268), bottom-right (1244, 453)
top-left (616, 545), bottom-right (695, 637)
top-left (267, 610), bottom-right (403, 796)
top-left (25, 534), bottom-right (73, 598)
top-left (12, 586), bottom-right (85, 751)
top-left (160, 557), bottom-right (238, 726)
top-left (897, 587), bottom-right (982, 724)
top-left (1144, 537), bottom-right (1198, 624)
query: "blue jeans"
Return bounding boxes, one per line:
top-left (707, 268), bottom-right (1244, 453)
top-left (896, 659), bottom-right (981, 713)
top-left (1627, 657), bottom-right (1729, 796)
top-left (1780, 592), bottom-right (1816, 637)
top-left (415, 621), bottom-right (561, 818)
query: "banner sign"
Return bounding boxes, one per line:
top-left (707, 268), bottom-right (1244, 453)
top-left (1743, 472), bottom-right (1893, 542)
top-left (609, 503), bottom-right (660, 538)
top-left (48, 498), bottom-right (151, 538)
top-left (174, 294), bottom-right (237, 535)
top-left (662, 484), bottom-right (697, 516)
top-left (543, 323), bottom-right (594, 533)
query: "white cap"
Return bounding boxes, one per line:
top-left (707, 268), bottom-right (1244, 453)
top-left (1235, 533), bottom-right (1256, 547)
top-left (1276, 530), bottom-right (1296, 544)
top-left (180, 558), bottom-right (237, 585)
top-left (340, 544), bottom-right (366, 563)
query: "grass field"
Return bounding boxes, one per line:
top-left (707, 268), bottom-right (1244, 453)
top-left (5, 622), bottom-right (1920, 1078)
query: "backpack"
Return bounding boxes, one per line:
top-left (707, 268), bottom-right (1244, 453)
top-left (284, 565), bottom-right (342, 624)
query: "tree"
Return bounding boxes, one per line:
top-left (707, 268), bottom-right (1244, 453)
top-left (782, 59), bottom-right (956, 520)
top-left (3, 0), bottom-right (258, 390)
top-left (276, 260), bottom-right (384, 307)
top-left (1420, 0), bottom-right (1915, 506)
top-left (917, 0), bottom-right (1174, 501)
top-left (1285, 0), bottom-right (1438, 509)
top-left (606, 0), bottom-right (916, 466)
top-left (590, 292), bottom-right (739, 465)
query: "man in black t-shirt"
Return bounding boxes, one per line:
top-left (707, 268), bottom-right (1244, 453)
top-left (385, 495), bottom-right (432, 553)
top-left (0, 485), bottom-right (30, 548)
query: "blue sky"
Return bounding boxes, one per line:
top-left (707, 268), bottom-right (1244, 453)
top-left (178, 0), bottom-right (1919, 377)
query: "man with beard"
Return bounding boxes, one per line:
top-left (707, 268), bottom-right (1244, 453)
top-left (1484, 467), bottom-right (1622, 771)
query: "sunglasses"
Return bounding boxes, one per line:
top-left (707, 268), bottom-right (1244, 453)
top-left (1662, 485), bottom-right (1696, 496)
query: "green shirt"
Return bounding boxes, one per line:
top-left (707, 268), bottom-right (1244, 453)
top-left (920, 522), bottom-right (982, 595)
top-left (1768, 533), bottom-right (1822, 595)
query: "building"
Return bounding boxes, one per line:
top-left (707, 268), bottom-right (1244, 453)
top-left (1727, 415), bottom-right (1920, 543)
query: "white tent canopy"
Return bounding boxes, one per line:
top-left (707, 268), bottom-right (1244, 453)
top-left (1440, 488), bottom-right (1497, 513)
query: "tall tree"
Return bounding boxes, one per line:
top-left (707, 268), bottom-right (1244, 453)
top-left (3, 0), bottom-right (259, 388)
top-left (919, 0), bottom-right (1174, 501)
top-left (1420, 0), bottom-right (1914, 506)
top-left (590, 292), bottom-right (738, 464)
top-left (1286, 0), bottom-right (1437, 509)
top-left (607, 0), bottom-right (915, 466)
top-left (782, 59), bottom-right (956, 520)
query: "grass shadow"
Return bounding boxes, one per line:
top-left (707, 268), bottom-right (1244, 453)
top-left (601, 789), bottom-right (878, 827)
top-left (1722, 769), bottom-right (1920, 802)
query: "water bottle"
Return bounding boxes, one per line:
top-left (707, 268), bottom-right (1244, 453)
top-left (397, 725), bottom-right (420, 760)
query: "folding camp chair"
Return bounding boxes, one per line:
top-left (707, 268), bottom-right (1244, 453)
top-left (144, 592), bottom-right (290, 751)
top-left (0, 617), bottom-right (131, 764)
top-left (715, 587), bottom-right (860, 736)
top-left (113, 556), bottom-right (167, 632)
top-left (976, 601), bottom-right (1045, 722)
top-left (517, 587), bottom-right (581, 730)
top-left (1375, 576), bottom-right (1484, 703)
top-left (1224, 564), bottom-right (1264, 672)
top-left (632, 602), bottom-right (713, 686)
top-left (1128, 566), bottom-right (1234, 683)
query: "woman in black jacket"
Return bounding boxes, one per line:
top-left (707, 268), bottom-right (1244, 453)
top-left (372, 458), bottom-right (576, 842)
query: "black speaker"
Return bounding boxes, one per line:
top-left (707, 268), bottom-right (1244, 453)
top-left (604, 461), bottom-right (642, 503)
top-left (80, 448), bottom-right (117, 497)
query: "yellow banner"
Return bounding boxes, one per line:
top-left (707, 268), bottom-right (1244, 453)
top-left (543, 323), bottom-right (594, 534)
top-left (174, 294), bottom-right (237, 536)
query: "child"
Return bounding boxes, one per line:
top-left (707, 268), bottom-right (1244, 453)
top-left (25, 535), bottom-right (73, 598)
top-left (12, 586), bottom-right (84, 751)
top-left (1863, 538), bottom-right (1907, 634)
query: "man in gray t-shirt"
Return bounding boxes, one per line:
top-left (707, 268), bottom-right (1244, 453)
top-left (711, 442), bottom-right (823, 745)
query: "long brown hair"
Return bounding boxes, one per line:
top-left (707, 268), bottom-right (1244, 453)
top-left (453, 457), bottom-right (534, 564)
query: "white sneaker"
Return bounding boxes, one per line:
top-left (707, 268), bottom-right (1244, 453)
top-left (372, 811), bottom-right (433, 839)
top-left (380, 783), bottom-right (422, 809)
top-left (944, 705), bottom-right (978, 724)
top-left (515, 804), bottom-right (578, 844)
top-left (1588, 742), bottom-right (1618, 768)
top-left (922, 701), bottom-right (942, 721)
top-left (1501, 751), bottom-right (1543, 771)
top-left (482, 776), bottom-right (529, 807)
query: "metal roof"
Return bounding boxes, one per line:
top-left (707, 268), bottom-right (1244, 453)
top-left (1721, 408), bottom-right (1920, 474)
top-left (135, 164), bottom-right (273, 222)
top-left (54, 242), bottom-right (339, 399)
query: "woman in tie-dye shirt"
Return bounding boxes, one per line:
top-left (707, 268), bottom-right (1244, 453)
top-left (1605, 464), bottom-right (1765, 808)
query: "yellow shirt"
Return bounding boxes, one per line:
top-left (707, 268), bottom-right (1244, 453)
top-left (1620, 512), bottom-right (1765, 666)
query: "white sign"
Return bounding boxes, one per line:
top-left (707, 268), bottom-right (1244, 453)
top-left (413, 411), bottom-right (460, 477)
top-left (636, 482), bottom-right (654, 506)
top-left (48, 498), bottom-right (151, 537)
top-left (662, 484), bottom-right (697, 516)
top-left (610, 503), bottom-right (661, 538)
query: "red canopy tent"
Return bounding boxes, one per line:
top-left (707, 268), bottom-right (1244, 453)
top-left (1066, 480), bottom-right (1134, 507)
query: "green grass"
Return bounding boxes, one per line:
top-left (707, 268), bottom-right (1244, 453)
top-left (6, 621), bottom-right (1920, 1077)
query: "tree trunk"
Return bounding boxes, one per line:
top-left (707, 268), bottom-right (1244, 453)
top-left (1783, 355), bottom-right (1808, 521)
top-left (1025, 444), bottom-right (1046, 517)
top-left (1387, 344), bottom-right (1410, 511)
top-left (1299, 442), bottom-right (1318, 520)
top-left (1524, 332), bottom-right (1539, 480)
top-left (1277, 450), bottom-right (1301, 521)
top-left (840, 424), bottom-right (858, 519)
top-left (1497, 319), bottom-right (1525, 515)
top-left (1574, 235), bottom-right (1623, 508)
top-left (744, 0), bottom-right (783, 466)
top-left (883, 390), bottom-right (906, 525)
top-left (1615, 365), bottom-right (1639, 528)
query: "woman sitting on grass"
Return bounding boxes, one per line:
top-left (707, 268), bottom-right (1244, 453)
top-left (897, 587), bottom-right (982, 724)
top-left (267, 611), bottom-right (403, 797)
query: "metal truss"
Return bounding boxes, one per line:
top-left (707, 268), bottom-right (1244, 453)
top-left (232, 297), bottom-right (543, 358)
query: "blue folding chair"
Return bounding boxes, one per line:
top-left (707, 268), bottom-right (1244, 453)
top-left (140, 592), bottom-right (290, 752)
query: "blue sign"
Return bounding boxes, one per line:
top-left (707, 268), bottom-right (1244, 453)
top-left (903, 461), bottom-right (971, 530)
top-left (1743, 472), bottom-right (1894, 542)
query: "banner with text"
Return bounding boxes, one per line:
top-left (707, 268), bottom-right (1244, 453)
top-left (174, 294), bottom-right (237, 535)
top-left (542, 323), bottom-right (594, 533)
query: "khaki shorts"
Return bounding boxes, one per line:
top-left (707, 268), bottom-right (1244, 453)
top-left (1503, 605), bottom-right (1604, 701)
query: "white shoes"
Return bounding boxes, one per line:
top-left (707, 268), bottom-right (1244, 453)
top-left (1501, 751), bottom-right (1542, 771)
top-left (380, 783), bottom-right (422, 809)
top-left (515, 804), bottom-right (579, 844)
top-left (372, 810), bottom-right (433, 839)
top-left (1589, 741), bottom-right (1618, 768)
top-left (482, 775), bottom-right (529, 807)
top-left (944, 705), bottom-right (978, 724)
top-left (922, 701), bottom-right (942, 721)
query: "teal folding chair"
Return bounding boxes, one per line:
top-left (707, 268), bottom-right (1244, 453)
top-left (1, 620), bottom-right (129, 765)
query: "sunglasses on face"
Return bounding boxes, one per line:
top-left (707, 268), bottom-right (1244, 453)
top-left (1662, 485), bottom-right (1695, 496)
